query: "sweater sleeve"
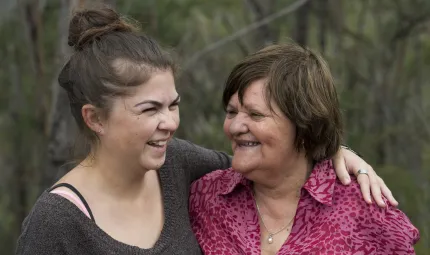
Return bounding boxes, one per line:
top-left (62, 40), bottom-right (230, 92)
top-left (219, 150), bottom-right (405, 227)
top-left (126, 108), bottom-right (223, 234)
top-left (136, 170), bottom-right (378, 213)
top-left (16, 200), bottom-right (75, 255)
top-left (168, 138), bottom-right (232, 183)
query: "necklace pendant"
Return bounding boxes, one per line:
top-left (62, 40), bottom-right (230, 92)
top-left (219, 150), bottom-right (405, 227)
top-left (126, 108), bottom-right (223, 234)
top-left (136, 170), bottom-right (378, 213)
top-left (267, 234), bottom-right (273, 244)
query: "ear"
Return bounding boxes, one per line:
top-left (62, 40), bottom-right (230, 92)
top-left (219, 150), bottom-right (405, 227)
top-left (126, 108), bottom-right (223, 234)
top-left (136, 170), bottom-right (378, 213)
top-left (82, 104), bottom-right (105, 135)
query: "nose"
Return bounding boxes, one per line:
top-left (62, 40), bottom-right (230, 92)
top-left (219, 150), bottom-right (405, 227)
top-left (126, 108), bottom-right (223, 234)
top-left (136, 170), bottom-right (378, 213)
top-left (229, 113), bottom-right (249, 136)
top-left (158, 111), bottom-right (179, 132)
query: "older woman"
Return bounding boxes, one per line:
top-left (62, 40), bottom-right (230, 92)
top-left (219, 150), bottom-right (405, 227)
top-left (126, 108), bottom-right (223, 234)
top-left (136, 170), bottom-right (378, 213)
top-left (189, 43), bottom-right (420, 254)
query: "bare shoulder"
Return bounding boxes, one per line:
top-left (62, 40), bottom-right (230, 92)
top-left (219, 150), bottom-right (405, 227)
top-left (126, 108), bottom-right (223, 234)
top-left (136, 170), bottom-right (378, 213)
top-left (52, 164), bottom-right (91, 194)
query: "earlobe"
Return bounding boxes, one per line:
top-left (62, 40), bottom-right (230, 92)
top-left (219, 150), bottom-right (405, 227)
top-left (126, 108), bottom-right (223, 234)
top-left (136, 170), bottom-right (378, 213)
top-left (82, 104), bottom-right (104, 134)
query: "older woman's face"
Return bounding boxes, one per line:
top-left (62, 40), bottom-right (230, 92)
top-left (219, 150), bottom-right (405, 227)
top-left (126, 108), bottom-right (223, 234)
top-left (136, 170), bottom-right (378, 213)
top-left (223, 79), bottom-right (300, 179)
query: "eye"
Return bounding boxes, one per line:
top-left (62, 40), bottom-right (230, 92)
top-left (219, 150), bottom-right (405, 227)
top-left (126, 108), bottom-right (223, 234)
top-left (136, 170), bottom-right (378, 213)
top-left (169, 101), bottom-right (180, 111)
top-left (225, 109), bottom-right (237, 118)
top-left (142, 107), bottom-right (157, 113)
top-left (250, 112), bottom-right (264, 119)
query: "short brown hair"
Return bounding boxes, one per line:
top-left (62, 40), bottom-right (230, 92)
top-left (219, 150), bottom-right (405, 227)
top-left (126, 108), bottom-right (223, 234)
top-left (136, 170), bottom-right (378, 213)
top-left (222, 42), bottom-right (343, 161)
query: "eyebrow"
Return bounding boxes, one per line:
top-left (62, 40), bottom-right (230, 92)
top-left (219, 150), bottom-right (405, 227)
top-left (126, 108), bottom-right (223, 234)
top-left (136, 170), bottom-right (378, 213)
top-left (227, 101), bottom-right (261, 111)
top-left (134, 95), bottom-right (181, 108)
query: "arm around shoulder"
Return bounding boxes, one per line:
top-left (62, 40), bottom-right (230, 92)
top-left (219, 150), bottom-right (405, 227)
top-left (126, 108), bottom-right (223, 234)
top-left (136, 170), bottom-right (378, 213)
top-left (168, 138), bottom-right (232, 183)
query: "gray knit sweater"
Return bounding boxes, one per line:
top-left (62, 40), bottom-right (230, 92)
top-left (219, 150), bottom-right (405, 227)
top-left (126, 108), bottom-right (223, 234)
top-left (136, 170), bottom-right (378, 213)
top-left (16, 138), bottom-right (231, 255)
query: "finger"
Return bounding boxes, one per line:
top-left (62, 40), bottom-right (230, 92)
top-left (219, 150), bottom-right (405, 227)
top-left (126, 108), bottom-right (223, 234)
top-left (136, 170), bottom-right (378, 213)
top-left (356, 173), bottom-right (372, 204)
top-left (378, 176), bottom-right (398, 206)
top-left (333, 149), bottom-right (351, 185)
top-left (367, 166), bottom-right (386, 207)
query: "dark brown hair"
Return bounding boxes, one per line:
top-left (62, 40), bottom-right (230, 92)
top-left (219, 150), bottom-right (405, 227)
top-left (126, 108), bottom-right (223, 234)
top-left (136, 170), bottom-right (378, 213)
top-left (58, 7), bottom-right (175, 151)
top-left (222, 42), bottom-right (343, 161)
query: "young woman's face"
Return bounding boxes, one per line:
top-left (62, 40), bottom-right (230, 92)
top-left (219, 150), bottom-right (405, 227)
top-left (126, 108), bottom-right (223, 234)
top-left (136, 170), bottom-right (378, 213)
top-left (101, 70), bottom-right (180, 171)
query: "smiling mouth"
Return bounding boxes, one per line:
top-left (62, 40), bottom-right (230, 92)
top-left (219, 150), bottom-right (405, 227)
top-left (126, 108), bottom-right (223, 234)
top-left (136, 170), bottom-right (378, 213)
top-left (147, 140), bottom-right (168, 147)
top-left (236, 141), bottom-right (261, 147)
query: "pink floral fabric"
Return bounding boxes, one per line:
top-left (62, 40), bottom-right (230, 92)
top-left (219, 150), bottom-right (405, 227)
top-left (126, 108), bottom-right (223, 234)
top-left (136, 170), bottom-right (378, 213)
top-left (189, 160), bottom-right (420, 255)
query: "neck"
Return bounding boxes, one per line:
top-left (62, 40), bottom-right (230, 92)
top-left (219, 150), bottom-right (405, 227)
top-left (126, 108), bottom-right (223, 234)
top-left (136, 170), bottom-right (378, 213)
top-left (80, 148), bottom-right (158, 202)
top-left (253, 158), bottom-right (312, 218)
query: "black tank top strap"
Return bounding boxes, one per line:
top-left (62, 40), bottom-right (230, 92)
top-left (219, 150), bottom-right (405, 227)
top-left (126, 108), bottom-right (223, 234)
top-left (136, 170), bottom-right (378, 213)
top-left (49, 183), bottom-right (95, 222)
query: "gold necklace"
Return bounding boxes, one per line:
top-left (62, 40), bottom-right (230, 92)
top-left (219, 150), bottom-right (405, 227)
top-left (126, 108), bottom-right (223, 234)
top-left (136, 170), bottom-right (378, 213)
top-left (254, 199), bottom-right (295, 244)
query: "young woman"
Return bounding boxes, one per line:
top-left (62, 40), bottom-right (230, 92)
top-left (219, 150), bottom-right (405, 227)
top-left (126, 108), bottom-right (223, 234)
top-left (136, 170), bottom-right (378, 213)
top-left (16, 7), bottom-right (396, 255)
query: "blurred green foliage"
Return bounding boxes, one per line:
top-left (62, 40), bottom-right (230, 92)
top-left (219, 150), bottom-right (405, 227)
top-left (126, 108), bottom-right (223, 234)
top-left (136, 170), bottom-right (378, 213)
top-left (0, 0), bottom-right (428, 253)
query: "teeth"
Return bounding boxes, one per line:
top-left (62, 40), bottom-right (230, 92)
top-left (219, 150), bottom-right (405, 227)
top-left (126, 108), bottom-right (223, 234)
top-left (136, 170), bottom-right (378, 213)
top-left (241, 142), bottom-right (259, 146)
top-left (148, 140), bottom-right (167, 146)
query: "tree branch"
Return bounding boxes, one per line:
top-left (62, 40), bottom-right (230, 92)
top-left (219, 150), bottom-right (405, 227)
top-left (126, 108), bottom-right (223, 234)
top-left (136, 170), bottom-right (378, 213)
top-left (244, 0), bottom-right (277, 46)
top-left (391, 12), bottom-right (430, 41)
top-left (183, 0), bottom-right (310, 71)
top-left (222, 14), bottom-right (251, 56)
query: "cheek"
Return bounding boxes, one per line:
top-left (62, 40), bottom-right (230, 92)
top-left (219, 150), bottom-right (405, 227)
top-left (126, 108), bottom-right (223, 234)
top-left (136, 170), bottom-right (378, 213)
top-left (223, 118), bottom-right (231, 138)
top-left (173, 110), bottom-right (180, 127)
top-left (269, 124), bottom-right (296, 152)
top-left (281, 123), bottom-right (296, 145)
top-left (130, 116), bottom-right (157, 137)
top-left (260, 127), bottom-right (278, 146)
top-left (256, 122), bottom-right (290, 149)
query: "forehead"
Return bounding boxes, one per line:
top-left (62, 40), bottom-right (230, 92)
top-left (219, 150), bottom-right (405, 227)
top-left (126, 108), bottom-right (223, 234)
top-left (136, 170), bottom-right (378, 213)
top-left (122, 70), bottom-right (177, 103)
top-left (231, 79), bottom-right (267, 104)
top-left (244, 80), bottom-right (266, 97)
top-left (230, 79), bottom-right (286, 116)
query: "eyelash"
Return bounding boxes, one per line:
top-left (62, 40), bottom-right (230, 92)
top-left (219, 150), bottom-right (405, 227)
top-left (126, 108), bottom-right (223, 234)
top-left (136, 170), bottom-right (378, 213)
top-left (142, 102), bottom-right (180, 113)
top-left (225, 109), bottom-right (237, 118)
top-left (225, 109), bottom-right (264, 119)
top-left (142, 108), bottom-right (156, 113)
top-left (169, 102), bottom-right (180, 110)
top-left (250, 112), bottom-right (264, 118)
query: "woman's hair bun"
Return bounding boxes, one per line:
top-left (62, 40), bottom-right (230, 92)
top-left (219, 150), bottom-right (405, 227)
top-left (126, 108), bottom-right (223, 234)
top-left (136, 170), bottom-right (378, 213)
top-left (68, 7), bottom-right (137, 50)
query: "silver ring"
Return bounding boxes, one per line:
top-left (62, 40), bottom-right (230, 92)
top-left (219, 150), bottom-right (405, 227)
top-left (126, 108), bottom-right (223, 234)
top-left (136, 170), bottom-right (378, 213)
top-left (357, 168), bottom-right (369, 176)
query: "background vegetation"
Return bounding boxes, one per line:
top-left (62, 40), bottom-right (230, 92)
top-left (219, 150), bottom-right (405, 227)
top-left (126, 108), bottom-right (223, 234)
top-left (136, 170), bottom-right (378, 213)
top-left (0, 0), bottom-right (428, 253)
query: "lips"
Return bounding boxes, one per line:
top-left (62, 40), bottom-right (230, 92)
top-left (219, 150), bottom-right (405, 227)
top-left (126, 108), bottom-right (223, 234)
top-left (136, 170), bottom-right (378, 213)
top-left (235, 140), bottom-right (261, 147)
top-left (147, 140), bottom-right (168, 147)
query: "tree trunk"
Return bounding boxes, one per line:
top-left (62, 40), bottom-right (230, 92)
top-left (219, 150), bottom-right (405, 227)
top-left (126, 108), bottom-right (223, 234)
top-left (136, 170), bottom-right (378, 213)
top-left (18, 0), bottom-right (48, 130)
top-left (7, 43), bottom-right (28, 243)
top-left (294, 0), bottom-right (311, 46)
top-left (244, 0), bottom-right (277, 47)
top-left (318, 0), bottom-right (328, 53)
top-left (44, 0), bottom-right (82, 188)
top-left (329, 0), bottom-right (343, 57)
top-left (104, 0), bottom-right (116, 9)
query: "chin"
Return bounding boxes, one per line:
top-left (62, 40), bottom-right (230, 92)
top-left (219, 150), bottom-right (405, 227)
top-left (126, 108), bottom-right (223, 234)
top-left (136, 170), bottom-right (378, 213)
top-left (140, 154), bottom-right (166, 171)
top-left (231, 160), bottom-right (256, 174)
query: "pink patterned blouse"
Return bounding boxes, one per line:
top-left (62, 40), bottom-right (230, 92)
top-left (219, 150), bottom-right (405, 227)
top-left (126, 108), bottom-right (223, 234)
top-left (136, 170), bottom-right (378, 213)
top-left (189, 160), bottom-right (420, 255)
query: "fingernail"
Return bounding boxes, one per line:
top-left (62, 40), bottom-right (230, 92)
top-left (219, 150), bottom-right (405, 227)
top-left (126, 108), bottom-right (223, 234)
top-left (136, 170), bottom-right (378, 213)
top-left (344, 177), bottom-right (351, 184)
